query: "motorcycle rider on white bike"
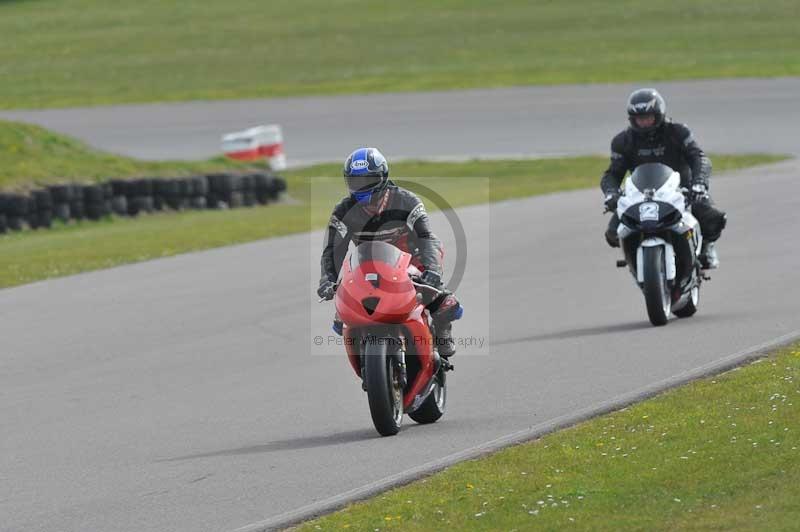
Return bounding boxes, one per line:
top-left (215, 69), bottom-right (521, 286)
top-left (601, 88), bottom-right (727, 269)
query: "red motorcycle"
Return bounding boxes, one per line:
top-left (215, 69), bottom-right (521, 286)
top-left (331, 241), bottom-right (453, 436)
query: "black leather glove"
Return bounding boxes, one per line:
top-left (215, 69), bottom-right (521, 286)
top-left (317, 280), bottom-right (336, 300)
top-left (419, 270), bottom-right (443, 288)
top-left (688, 183), bottom-right (709, 205)
top-left (604, 192), bottom-right (620, 212)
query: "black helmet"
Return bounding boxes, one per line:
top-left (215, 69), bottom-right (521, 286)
top-left (343, 147), bottom-right (389, 204)
top-left (627, 88), bottom-right (666, 134)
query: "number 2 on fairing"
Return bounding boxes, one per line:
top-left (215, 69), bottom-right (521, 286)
top-left (639, 202), bottom-right (659, 221)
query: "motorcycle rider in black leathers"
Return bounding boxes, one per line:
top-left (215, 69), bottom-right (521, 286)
top-left (601, 88), bottom-right (727, 268)
top-left (317, 147), bottom-right (462, 358)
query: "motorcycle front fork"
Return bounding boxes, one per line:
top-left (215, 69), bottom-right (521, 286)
top-left (359, 343), bottom-right (407, 392)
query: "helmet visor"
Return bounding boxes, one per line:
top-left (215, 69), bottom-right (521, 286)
top-left (633, 114), bottom-right (656, 128)
top-left (346, 174), bottom-right (382, 193)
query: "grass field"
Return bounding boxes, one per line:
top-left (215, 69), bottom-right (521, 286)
top-left (297, 342), bottom-right (800, 531)
top-left (1, 0), bottom-right (798, 109)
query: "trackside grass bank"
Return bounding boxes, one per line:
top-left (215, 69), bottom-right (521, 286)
top-left (0, 131), bottom-right (784, 289)
top-left (297, 342), bottom-right (800, 531)
top-left (1, 1), bottom-right (799, 108)
top-left (0, 120), bottom-right (244, 190)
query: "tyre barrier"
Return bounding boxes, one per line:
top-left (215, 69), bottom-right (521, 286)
top-left (30, 189), bottom-right (54, 229)
top-left (48, 184), bottom-right (72, 223)
top-left (5, 194), bottom-right (29, 231)
top-left (0, 173), bottom-right (287, 234)
top-left (69, 184), bottom-right (85, 221)
top-left (83, 184), bottom-right (107, 221)
top-left (0, 194), bottom-right (8, 234)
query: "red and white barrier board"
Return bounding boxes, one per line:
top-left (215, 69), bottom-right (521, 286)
top-left (221, 125), bottom-right (287, 171)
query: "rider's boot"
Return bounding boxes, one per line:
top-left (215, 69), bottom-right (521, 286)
top-left (605, 215), bottom-right (621, 248)
top-left (431, 294), bottom-right (462, 359)
top-left (699, 241), bottom-right (720, 270)
top-left (605, 229), bottom-right (620, 248)
top-left (332, 312), bottom-right (343, 336)
top-left (433, 320), bottom-right (456, 359)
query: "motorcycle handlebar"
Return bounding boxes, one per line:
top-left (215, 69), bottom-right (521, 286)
top-left (318, 276), bottom-right (446, 303)
top-left (409, 274), bottom-right (448, 297)
top-left (317, 283), bottom-right (338, 303)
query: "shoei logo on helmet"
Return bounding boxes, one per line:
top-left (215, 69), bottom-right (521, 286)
top-left (351, 160), bottom-right (369, 171)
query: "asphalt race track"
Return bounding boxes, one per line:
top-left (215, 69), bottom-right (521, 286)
top-left (1, 78), bottom-right (799, 163)
top-left (2, 79), bottom-right (800, 531)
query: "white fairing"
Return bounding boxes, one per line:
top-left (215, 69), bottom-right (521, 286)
top-left (636, 238), bottom-right (676, 283)
top-left (615, 168), bottom-right (699, 247)
top-left (615, 168), bottom-right (699, 288)
top-left (616, 170), bottom-right (686, 216)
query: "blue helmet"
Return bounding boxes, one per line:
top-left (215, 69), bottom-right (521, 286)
top-left (343, 147), bottom-right (389, 204)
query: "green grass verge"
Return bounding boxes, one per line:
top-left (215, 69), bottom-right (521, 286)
top-left (0, 151), bottom-right (785, 289)
top-left (297, 343), bottom-right (800, 531)
top-left (0, 120), bottom-right (245, 190)
top-left (1, 0), bottom-right (798, 109)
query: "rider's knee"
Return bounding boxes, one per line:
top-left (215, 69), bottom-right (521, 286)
top-left (695, 203), bottom-right (727, 242)
top-left (605, 229), bottom-right (620, 248)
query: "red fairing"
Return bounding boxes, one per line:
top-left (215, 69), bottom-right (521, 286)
top-left (343, 328), bottom-right (360, 376)
top-left (335, 244), bottom-right (436, 411)
top-left (399, 310), bottom-right (434, 411)
top-left (335, 249), bottom-right (417, 326)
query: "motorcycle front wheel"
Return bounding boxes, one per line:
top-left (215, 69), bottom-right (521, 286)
top-left (642, 246), bottom-right (671, 326)
top-left (364, 339), bottom-right (403, 436)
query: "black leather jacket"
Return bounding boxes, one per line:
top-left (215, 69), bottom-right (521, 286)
top-left (600, 120), bottom-right (712, 196)
top-left (320, 183), bottom-right (443, 283)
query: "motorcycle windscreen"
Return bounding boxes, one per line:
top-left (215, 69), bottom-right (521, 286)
top-left (630, 162), bottom-right (675, 192)
top-left (349, 241), bottom-right (404, 271)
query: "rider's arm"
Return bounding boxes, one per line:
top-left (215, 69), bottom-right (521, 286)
top-left (674, 123), bottom-right (712, 187)
top-left (407, 197), bottom-right (444, 275)
top-left (320, 201), bottom-right (352, 283)
top-left (600, 132), bottom-right (631, 196)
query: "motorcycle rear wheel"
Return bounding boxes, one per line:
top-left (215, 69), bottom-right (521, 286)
top-left (364, 340), bottom-right (403, 436)
top-left (642, 246), bottom-right (670, 326)
top-left (673, 284), bottom-right (700, 318)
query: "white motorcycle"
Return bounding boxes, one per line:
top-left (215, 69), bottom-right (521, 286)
top-left (615, 163), bottom-right (705, 326)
